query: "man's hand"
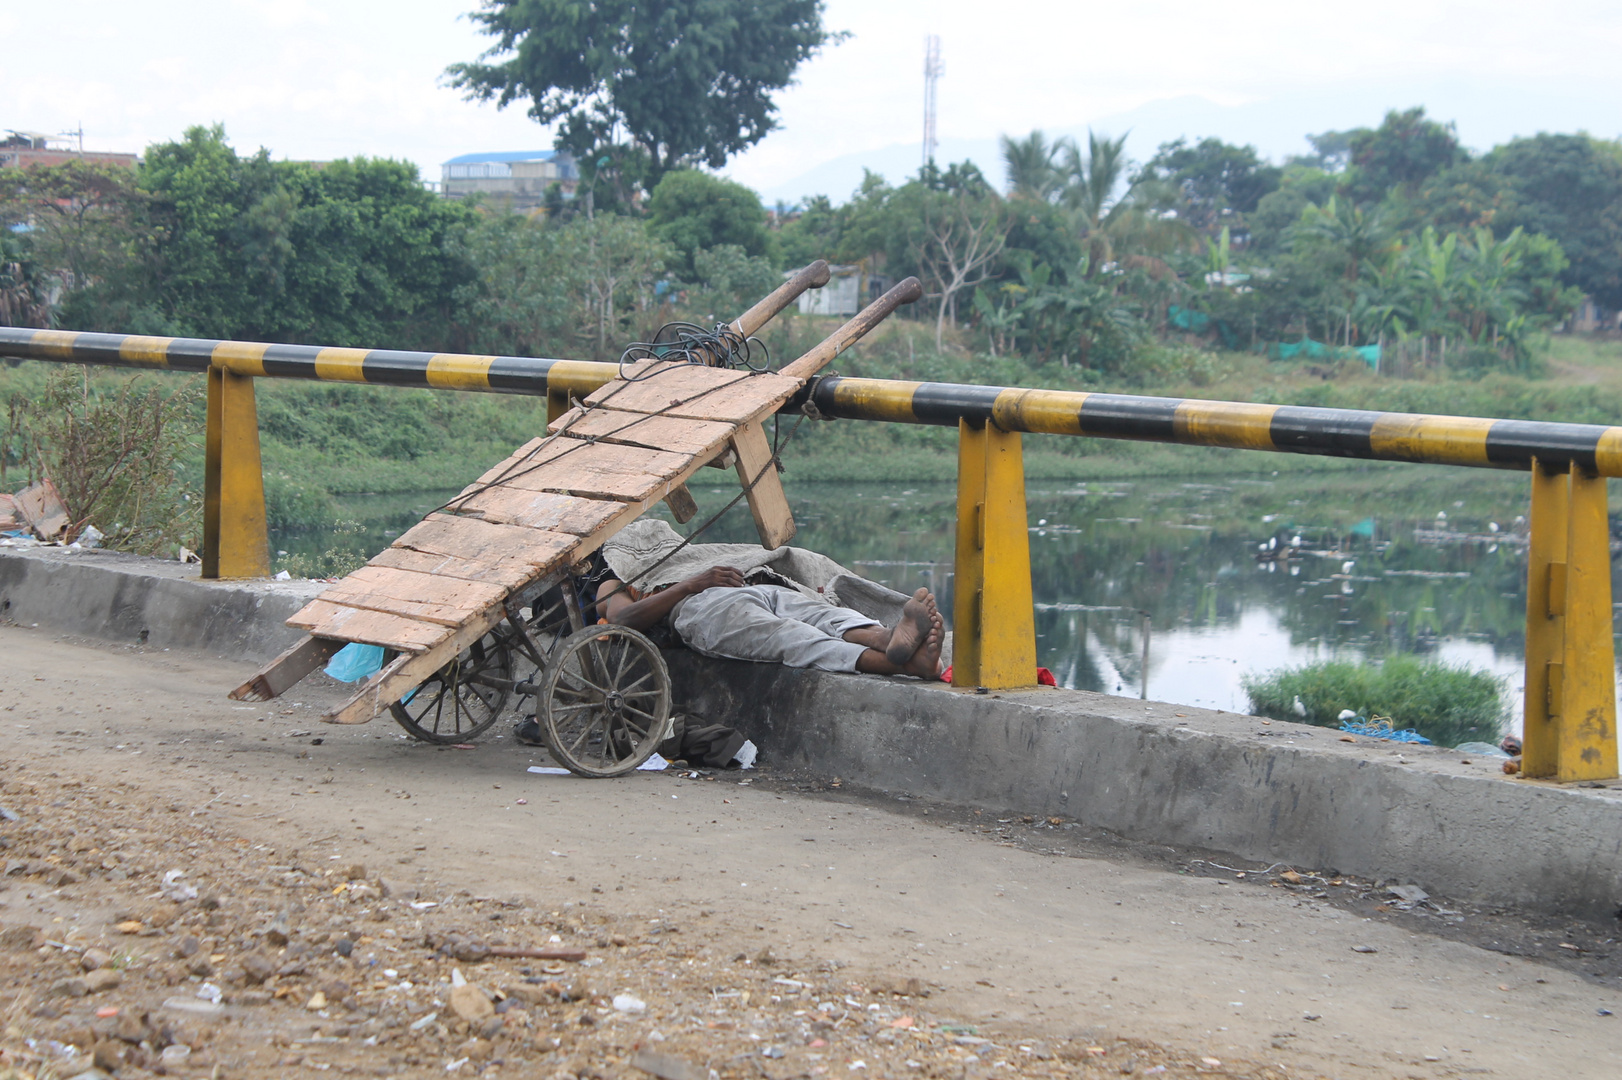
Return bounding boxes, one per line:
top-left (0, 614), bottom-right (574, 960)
top-left (681, 565), bottom-right (745, 595)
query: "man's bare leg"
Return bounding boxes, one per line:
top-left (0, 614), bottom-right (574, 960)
top-left (851, 610), bottom-right (944, 679)
top-left (884, 588), bottom-right (937, 664)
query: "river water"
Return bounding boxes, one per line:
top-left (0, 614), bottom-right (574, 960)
top-left (272, 463), bottom-right (1622, 743)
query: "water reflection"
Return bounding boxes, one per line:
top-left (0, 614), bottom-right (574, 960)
top-left (272, 464), bottom-right (1622, 738)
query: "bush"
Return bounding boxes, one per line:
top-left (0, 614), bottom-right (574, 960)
top-left (1, 369), bottom-right (201, 554)
top-left (1241, 655), bottom-right (1506, 748)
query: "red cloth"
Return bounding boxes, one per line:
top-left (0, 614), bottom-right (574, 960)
top-left (940, 665), bottom-right (1057, 686)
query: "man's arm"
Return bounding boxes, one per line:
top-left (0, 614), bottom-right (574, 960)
top-left (596, 566), bottom-right (746, 632)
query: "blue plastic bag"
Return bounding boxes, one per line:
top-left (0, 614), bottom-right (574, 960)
top-left (324, 642), bottom-right (385, 683)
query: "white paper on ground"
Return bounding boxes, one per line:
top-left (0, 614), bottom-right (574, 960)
top-left (527, 766), bottom-right (571, 776)
top-left (733, 740), bottom-right (757, 769)
top-left (638, 753), bottom-right (669, 771)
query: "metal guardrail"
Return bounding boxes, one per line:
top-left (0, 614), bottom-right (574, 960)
top-left (802, 377), bottom-right (1622, 477)
top-left (0, 310), bottom-right (1615, 782)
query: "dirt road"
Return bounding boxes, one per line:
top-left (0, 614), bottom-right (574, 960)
top-left (1, 624), bottom-right (1619, 1079)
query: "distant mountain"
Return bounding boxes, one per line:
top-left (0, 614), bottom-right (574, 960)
top-left (745, 80), bottom-right (1622, 208)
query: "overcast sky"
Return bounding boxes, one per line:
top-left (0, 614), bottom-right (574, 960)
top-left (5, 0), bottom-right (1620, 202)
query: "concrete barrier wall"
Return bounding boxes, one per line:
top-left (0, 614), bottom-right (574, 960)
top-left (0, 546), bottom-right (319, 659)
top-left (5, 546), bottom-right (1619, 920)
top-left (667, 653), bottom-right (1622, 921)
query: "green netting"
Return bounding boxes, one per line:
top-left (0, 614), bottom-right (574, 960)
top-left (1167, 305), bottom-right (1240, 349)
top-left (1265, 338), bottom-right (1381, 368)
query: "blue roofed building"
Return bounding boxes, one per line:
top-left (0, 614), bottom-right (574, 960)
top-left (440, 150), bottom-right (578, 211)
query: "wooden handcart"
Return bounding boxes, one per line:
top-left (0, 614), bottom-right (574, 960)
top-left (231, 264), bottom-right (921, 776)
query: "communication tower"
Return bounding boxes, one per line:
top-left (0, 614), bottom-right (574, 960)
top-left (922, 35), bottom-right (943, 168)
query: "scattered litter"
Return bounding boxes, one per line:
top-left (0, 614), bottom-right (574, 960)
top-left (1351, 945), bottom-right (1377, 954)
top-left (733, 740), bottom-right (757, 769)
top-left (528, 766), bottom-right (571, 777)
top-left (613, 993), bottom-right (647, 1014)
top-left (12, 479), bottom-right (69, 540)
top-left (273, 569), bottom-right (292, 581)
top-left (1340, 717), bottom-right (1431, 744)
top-left (161, 869), bottom-right (198, 902)
top-left (638, 753), bottom-right (669, 771)
top-left (409, 901), bottom-right (438, 910)
top-left (325, 643), bottom-right (386, 683)
top-left (1456, 741), bottom-right (1510, 759)
top-left (160, 996), bottom-right (221, 1016)
top-left (1386, 884), bottom-right (1429, 904)
top-left (75, 524), bottom-right (104, 549)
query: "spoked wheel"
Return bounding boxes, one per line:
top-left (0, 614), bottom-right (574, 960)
top-left (389, 631), bottom-right (514, 744)
top-left (540, 625), bottom-right (671, 777)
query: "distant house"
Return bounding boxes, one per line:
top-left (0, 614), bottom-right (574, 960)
top-left (1566, 296), bottom-right (1622, 333)
top-left (440, 150), bottom-right (578, 211)
top-left (791, 264), bottom-right (852, 317)
top-left (0, 130), bottom-right (137, 171)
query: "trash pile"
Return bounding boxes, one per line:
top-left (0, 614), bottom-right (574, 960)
top-left (1, 479), bottom-right (73, 543)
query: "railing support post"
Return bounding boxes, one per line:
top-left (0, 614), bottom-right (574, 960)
top-left (203, 364), bottom-right (270, 580)
top-left (951, 418), bottom-right (1036, 689)
top-left (1523, 457), bottom-right (1618, 781)
top-left (546, 388), bottom-right (571, 426)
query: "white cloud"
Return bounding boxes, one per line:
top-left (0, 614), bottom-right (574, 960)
top-left (3, 0), bottom-right (1620, 192)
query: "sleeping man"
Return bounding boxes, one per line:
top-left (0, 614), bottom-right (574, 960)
top-left (591, 519), bottom-right (944, 680)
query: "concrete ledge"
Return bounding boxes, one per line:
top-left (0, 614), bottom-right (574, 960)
top-left (0, 546), bottom-right (322, 660)
top-left (5, 545), bottom-right (1618, 920)
top-left (667, 653), bottom-right (1622, 921)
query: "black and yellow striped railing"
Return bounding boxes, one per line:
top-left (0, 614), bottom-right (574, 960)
top-left (0, 327), bottom-right (620, 398)
top-left (802, 377), bottom-right (1622, 476)
top-left (7, 327), bottom-right (1622, 477)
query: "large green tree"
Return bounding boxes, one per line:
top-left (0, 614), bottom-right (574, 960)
top-left (1487, 134), bottom-right (1622, 308)
top-left (645, 169), bottom-right (771, 275)
top-left (1344, 107), bottom-right (1466, 204)
top-left (1138, 137), bottom-right (1282, 231)
top-left (447, 0), bottom-right (840, 186)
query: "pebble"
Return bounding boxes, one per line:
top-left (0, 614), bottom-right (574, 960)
top-left (450, 980), bottom-right (495, 1024)
top-left (51, 976), bottom-right (90, 998)
top-left (306, 991), bottom-right (328, 1011)
top-left (80, 947), bottom-right (111, 972)
top-left (84, 969), bottom-right (122, 993)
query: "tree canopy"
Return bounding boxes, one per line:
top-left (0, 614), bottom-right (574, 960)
top-left (645, 169), bottom-right (771, 276)
top-left (447, 0), bottom-right (839, 187)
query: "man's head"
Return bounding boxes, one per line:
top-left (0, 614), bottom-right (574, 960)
top-left (600, 518), bottom-right (687, 589)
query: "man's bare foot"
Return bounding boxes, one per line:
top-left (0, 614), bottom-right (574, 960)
top-left (903, 611), bottom-right (945, 679)
top-left (886, 588), bottom-right (936, 664)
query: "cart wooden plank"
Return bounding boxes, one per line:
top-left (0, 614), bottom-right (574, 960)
top-left (730, 419), bottom-right (795, 549)
top-left (582, 369), bottom-right (802, 424)
top-left (287, 600), bottom-right (452, 653)
top-left (314, 565), bottom-right (507, 627)
top-left (392, 513), bottom-right (582, 569)
top-left (366, 547), bottom-right (540, 591)
top-left (466, 437), bottom-right (693, 503)
top-left (546, 406), bottom-right (736, 457)
top-left (445, 487), bottom-right (632, 536)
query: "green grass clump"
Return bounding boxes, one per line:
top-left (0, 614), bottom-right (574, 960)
top-left (1242, 656), bottom-right (1506, 748)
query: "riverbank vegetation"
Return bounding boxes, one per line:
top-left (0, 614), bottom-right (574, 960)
top-left (1243, 656), bottom-right (1506, 748)
top-left (5, 106), bottom-right (1622, 503)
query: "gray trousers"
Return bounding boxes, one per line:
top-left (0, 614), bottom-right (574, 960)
top-left (670, 584), bottom-right (879, 672)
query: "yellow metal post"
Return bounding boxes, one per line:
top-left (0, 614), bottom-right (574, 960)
top-left (546, 388), bottom-right (571, 426)
top-left (1523, 458), bottom-right (1618, 781)
top-left (203, 365), bottom-right (271, 580)
top-left (951, 419), bottom-right (1037, 689)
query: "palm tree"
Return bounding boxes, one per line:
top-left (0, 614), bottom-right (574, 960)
top-left (1000, 130), bottom-right (1065, 201)
top-left (1057, 131), bottom-right (1194, 275)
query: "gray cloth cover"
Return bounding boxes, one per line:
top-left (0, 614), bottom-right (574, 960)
top-left (600, 519), bottom-right (910, 628)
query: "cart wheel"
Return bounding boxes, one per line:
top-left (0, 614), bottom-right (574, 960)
top-left (389, 631), bottom-right (513, 744)
top-left (540, 625), bottom-right (671, 777)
